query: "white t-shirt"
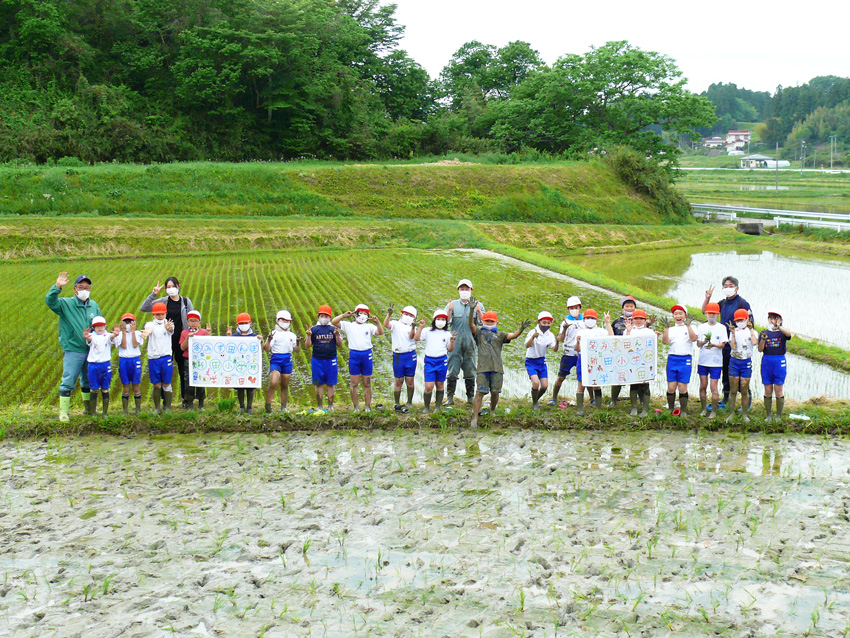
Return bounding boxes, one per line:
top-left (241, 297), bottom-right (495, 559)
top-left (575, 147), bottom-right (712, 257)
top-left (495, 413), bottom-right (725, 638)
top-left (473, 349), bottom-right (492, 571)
top-left (87, 332), bottom-right (113, 363)
top-left (576, 326), bottom-right (608, 354)
top-left (525, 327), bottom-right (557, 358)
top-left (667, 324), bottom-right (694, 357)
top-left (697, 322), bottom-right (728, 367)
top-left (145, 321), bottom-right (173, 359)
top-left (340, 321), bottom-right (378, 351)
top-left (388, 320), bottom-right (416, 353)
top-left (628, 326), bottom-right (656, 339)
top-left (422, 328), bottom-right (452, 358)
top-left (559, 317), bottom-right (583, 356)
top-left (113, 329), bottom-right (144, 358)
top-left (269, 329), bottom-right (298, 355)
top-left (731, 327), bottom-right (755, 360)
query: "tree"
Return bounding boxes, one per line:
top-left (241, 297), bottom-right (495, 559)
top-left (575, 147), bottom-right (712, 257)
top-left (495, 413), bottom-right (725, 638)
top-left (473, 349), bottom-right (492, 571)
top-left (372, 50), bottom-right (434, 121)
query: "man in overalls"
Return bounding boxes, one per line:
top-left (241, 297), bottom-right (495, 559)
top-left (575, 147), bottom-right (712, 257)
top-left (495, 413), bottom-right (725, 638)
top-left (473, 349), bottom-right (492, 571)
top-left (444, 279), bottom-right (485, 405)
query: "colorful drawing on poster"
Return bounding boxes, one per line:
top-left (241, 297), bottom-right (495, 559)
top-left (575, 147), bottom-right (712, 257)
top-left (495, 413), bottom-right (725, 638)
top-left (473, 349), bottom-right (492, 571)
top-left (189, 336), bottom-right (262, 389)
top-left (583, 336), bottom-right (657, 386)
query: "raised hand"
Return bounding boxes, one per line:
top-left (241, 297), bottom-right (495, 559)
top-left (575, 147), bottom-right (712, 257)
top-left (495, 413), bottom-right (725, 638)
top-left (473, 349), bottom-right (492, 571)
top-left (343, 310), bottom-right (355, 318)
top-left (112, 324), bottom-right (121, 336)
top-left (369, 314), bottom-right (379, 323)
top-left (519, 319), bottom-right (532, 332)
top-left (386, 303), bottom-right (394, 316)
top-left (705, 284), bottom-right (715, 300)
top-left (646, 315), bottom-right (656, 327)
top-left (684, 316), bottom-right (693, 327)
top-left (419, 318), bottom-right (426, 328)
top-left (759, 330), bottom-right (767, 341)
top-left (469, 297), bottom-right (478, 310)
top-left (226, 326), bottom-right (233, 336)
top-left (451, 332), bottom-right (458, 341)
top-left (624, 318), bottom-right (633, 331)
top-left (152, 281), bottom-right (163, 295)
top-left (747, 318), bottom-right (754, 329)
top-left (659, 316), bottom-right (671, 330)
top-left (205, 322), bottom-right (211, 332)
top-left (83, 328), bottom-right (91, 339)
top-left (56, 271), bottom-right (70, 288)
top-left (727, 321), bottom-right (735, 331)
top-left (603, 311), bottom-right (612, 326)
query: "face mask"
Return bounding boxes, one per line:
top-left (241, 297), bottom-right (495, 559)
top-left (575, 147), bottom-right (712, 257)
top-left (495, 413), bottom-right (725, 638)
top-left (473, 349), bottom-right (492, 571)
top-left (736, 320), bottom-right (748, 329)
top-left (435, 319), bottom-right (446, 329)
top-left (623, 310), bottom-right (633, 318)
top-left (154, 318), bottom-right (165, 325)
top-left (125, 324), bottom-right (133, 332)
top-left (278, 320), bottom-right (290, 330)
top-left (569, 308), bottom-right (580, 318)
top-left (458, 290), bottom-right (471, 301)
top-left (723, 287), bottom-right (737, 298)
top-left (166, 287), bottom-right (178, 297)
top-left (539, 325), bottom-right (550, 332)
top-left (585, 319), bottom-right (597, 328)
top-left (707, 316), bottom-right (717, 324)
top-left (355, 314), bottom-right (368, 324)
top-left (318, 317), bottom-right (330, 326)
top-left (76, 289), bottom-right (91, 302)
top-left (238, 323), bottom-right (251, 332)
top-left (485, 325), bottom-right (498, 333)
top-left (400, 315), bottom-right (414, 326)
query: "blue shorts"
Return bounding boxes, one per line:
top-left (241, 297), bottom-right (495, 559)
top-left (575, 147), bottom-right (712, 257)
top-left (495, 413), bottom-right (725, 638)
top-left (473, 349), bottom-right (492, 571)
top-left (312, 357), bottom-right (338, 386)
top-left (761, 354), bottom-right (787, 386)
top-left (119, 357), bottom-right (142, 385)
top-left (392, 351), bottom-right (417, 378)
top-left (270, 353), bottom-right (293, 375)
top-left (666, 354), bottom-right (692, 384)
top-left (148, 355), bottom-right (173, 385)
top-left (729, 357), bottom-right (753, 379)
top-left (525, 357), bottom-right (548, 379)
top-left (424, 355), bottom-right (448, 383)
top-left (558, 354), bottom-right (578, 378)
top-left (88, 360), bottom-right (112, 391)
top-left (697, 364), bottom-right (722, 380)
top-left (576, 356), bottom-right (583, 382)
top-left (349, 349), bottom-right (373, 376)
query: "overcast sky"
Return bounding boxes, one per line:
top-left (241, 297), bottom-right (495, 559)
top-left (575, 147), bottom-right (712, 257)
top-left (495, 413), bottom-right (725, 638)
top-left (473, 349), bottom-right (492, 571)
top-left (387, 0), bottom-right (845, 94)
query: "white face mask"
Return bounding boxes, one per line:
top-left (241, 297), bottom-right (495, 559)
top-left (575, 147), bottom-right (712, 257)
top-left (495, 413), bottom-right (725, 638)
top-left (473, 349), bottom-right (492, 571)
top-left (723, 287), bottom-right (737, 298)
top-left (154, 318), bottom-right (165, 325)
top-left (125, 324), bottom-right (133, 332)
top-left (623, 310), bottom-right (633, 318)
top-left (166, 286), bottom-right (178, 297)
top-left (707, 316), bottom-right (717, 324)
top-left (278, 320), bottom-right (290, 330)
top-left (435, 319), bottom-right (447, 329)
top-left (238, 323), bottom-right (251, 332)
top-left (569, 308), bottom-right (580, 318)
top-left (76, 289), bottom-right (91, 302)
top-left (355, 313), bottom-right (368, 324)
top-left (736, 320), bottom-right (748, 329)
top-left (585, 318), bottom-right (597, 328)
top-left (400, 315), bottom-right (414, 326)
top-left (318, 317), bottom-right (330, 326)
top-left (458, 290), bottom-right (471, 301)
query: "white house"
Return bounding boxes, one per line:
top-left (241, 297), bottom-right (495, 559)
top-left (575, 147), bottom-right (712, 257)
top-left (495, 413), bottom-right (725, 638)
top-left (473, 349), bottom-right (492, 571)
top-left (703, 136), bottom-right (724, 149)
top-left (726, 130), bottom-right (751, 150)
top-left (740, 154), bottom-right (791, 169)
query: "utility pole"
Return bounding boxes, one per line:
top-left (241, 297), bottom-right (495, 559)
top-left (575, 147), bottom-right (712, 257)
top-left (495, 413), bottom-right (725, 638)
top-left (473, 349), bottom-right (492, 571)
top-left (800, 141), bottom-right (805, 175)
top-left (775, 142), bottom-right (779, 190)
top-left (830, 135), bottom-right (836, 169)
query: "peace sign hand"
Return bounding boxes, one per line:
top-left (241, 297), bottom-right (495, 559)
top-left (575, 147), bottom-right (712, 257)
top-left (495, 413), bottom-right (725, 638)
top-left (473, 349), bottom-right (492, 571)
top-left (386, 303), bottom-right (394, 316)
top-left (705, 284), bottom-right (715, 300)
top-left (152, 281), bottom-right (163, 295)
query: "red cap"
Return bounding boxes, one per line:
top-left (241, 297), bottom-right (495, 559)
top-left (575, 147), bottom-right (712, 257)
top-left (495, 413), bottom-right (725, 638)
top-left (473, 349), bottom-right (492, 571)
top-left (318, 304), bottom-right (332, 317)
top-left (152, 302), bottom-right (167, 314)
top-left (671, 305), bottom-right (686, 314)
top-left (705, 303), bottom-right (721, 314)
top-left (237, 312), bottom-right (251, 324)
top-left (482, 311), bottom-right (498, 322)
top-left (121, 313), bottom-right (135, 322)
top-left (187, 310), bottom-right (201, 320)
top-left (584, 309), bottom-right (598, 319)
top-left (632, 309), bottom-right (647, 319)
top-left (734, 309), bottom-right (749, 321)
top-left (620, 295), bottom-right (637, 307)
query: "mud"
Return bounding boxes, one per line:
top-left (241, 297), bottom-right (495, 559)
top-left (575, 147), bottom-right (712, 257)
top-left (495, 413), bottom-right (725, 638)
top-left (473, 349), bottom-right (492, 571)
top-left (3, 431), bottom-right (850, 637)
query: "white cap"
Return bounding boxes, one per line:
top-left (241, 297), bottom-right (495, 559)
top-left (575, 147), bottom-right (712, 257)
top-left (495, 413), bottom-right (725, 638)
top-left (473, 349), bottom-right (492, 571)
top-left (433, 308), bottom-right (449, 319)
top-left (768, 309), bottom-right (782, 318)
top-left (567, 296), bottom-right (581, 307)
top-left (91, 315), bottom-right (106, 326)
top-left (457, 278), bottom-right (473, 289)
top-left (276, 310), bottom-right (292, 321)
top-left (187, 310), bottom-right (201, 320)
top-left (537, 311), bottom-right (553, 322)
top-left (355, 303), bottom-right (370, 314)
top-left (401, 305), bottom-right (417, 318)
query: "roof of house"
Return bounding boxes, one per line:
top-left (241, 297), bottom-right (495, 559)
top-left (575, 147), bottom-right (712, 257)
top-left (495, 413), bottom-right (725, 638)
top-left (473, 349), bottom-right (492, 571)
top-left (741, 154), bottom-right (775, 160)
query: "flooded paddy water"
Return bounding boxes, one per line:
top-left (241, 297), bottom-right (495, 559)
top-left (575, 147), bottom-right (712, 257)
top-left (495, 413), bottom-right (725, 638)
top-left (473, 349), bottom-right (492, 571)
top-left (3, 430), bottom-right (850, 637)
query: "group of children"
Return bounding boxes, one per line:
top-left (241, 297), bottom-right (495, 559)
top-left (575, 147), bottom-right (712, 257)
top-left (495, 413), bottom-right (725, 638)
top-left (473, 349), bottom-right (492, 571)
top-left (73, 293), bottom-right (791, 424)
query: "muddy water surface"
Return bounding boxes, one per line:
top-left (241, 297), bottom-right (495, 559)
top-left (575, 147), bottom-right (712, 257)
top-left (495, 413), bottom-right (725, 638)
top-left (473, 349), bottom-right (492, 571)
top-left (3, 431), bottom-right (850, 637)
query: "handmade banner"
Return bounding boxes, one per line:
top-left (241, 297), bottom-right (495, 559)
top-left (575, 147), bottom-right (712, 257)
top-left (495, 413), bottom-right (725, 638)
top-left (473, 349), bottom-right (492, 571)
top-left (583, 335), bottom-right (657, 387)
top-left (188, 336), bottom-right (263, 389)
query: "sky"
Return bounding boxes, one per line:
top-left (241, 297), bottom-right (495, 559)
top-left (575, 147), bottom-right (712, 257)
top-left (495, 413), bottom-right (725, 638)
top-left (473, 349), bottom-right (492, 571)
top-left (386, 0), bottom-right (846, 94)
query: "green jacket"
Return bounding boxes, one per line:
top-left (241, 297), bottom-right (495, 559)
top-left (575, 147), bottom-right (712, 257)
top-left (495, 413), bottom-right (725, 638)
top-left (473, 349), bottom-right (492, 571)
top-left (45, 284), bottom-right (102, 353)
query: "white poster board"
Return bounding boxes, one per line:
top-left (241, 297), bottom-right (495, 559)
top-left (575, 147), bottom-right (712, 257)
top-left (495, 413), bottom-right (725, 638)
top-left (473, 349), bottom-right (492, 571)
top-left (188, 336), bottom-right (263, 389)
top-left (583, 335), bottom-right (657, 387)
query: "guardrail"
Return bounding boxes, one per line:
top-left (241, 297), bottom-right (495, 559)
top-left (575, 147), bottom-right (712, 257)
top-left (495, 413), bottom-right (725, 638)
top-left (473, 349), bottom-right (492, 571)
top-left (774, 217), bottom-right (850, 232)
top-left (690, 202), bottom-right (849, 222)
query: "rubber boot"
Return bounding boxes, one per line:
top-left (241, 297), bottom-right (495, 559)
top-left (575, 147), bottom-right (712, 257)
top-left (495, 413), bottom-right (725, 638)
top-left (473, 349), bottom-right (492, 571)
top-left (445, 379), bottom-right (456, 406)
top-left (629, 389), bottom-right (639, 416)
top-left (700, 396), bottom-right (708, 417)
top-left (153, 386), bottom-right (162, 413)
top-left (246, 389), bottom-right (254, 414)
top-left (134, 394), bottom-right (142, 415)
top-left (639, 388), bottom-right (651, 417)
top-left (666, 392), bottom-right (676, 411)
top-left (406, 385), bottom-right (414, 410)
top-left (679, 393), bottom-right (689, 417)
top-left (608, 385), bottom-right (621, 408)
top-left (776, 397), bottom-right (785, 420)
top-left (575, 393), bottom-right (585, 416)
top-left (594, 389), bottom-right (603, 409)
top-left (59, 395), bottom-right (71, 422)
top-left (122, 395), bottom-right (130, 415)
top-left (265, 402), bottom-right (272, 414)
top-left (531, 388), bottom-right (540, 410)
top-left (393, 390), bottom-right (402, 409)
top-left (423, 392), bottom-right (432, 413)
top-left (197, 389), bottom-right (205, 411)
top-left (89, 390), bottom-right (98, 417)
top-left (741, 395), bottom-right (751, 423)
top-left (764, 396), bottom-right (773, 422)
top-left (725, 392), bottom-right (737, 424)
top-left (465, 378), bottom-right (475, 404)
top-left (101, 391), bottom-right (110, 417)
top-left (435, 390), bottom-right (444, 413)
top-left (237, 389), bottom-right (246, 412)
top-left (163, 390), bottom-right (173, 412)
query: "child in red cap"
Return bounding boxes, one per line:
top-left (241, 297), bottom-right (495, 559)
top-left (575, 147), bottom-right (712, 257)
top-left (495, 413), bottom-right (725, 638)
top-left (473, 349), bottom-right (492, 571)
top-left (468, 299), bottom-right (530, 428)
top-left (574, 309), bottom-right (614, 415)
top-left (180, 310), bottom-right (212, 410)
top-left (758, 309), bottom-right (792, 422)
top-left (727, 308), bottom-right (758, 422)
top-left (661, 304), bottom-right (698, 416)
top-left (305, 305), bottom-right (343, 413)
top-left (84, 316), bottom-right (120, 416)
top-left (226, 313), bottom-right (262, 413)
top-left (696, 303), bottom-right (728, 418)
top-left (116, 312), bottom-right (145, 414)
top-left (624, 309), bottom-right (655, 416)
top-left (142, 302), bottom-right (175, 412)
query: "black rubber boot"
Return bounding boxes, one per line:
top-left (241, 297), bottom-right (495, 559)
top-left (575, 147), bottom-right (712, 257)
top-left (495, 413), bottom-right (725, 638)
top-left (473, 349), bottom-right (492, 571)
top-left (608, 385), bottom-right (621, 407)
top-left (134, 394), bottom-right (142, 415)
top-left (423, 392), bottom-right (432, 413)
top-left (679, 393), bottom-right (689, 416)
top-left (666, 392), bottom-right (676, 411)
top-left (629, 389), bottom-right (639, 416)
top-left (575, 393), bottom-right (585, 416)
top-left (246, 389), bottom-right (254, 414)
top-left (163, 390), bottom-right (172, 412)
top-left (465, 378), bottom-right (475, 403)
top-left (101, 391), bottom-right (110, 417)
top-left (639, 389), bottom-right (651, 417)
top-left (237, 389), bottom-right (245, 411)
top-left (776, 397), bottom-right (785, 420)
top-left (445, 379), bottom-right (456, 406)
top-left (89, 390), bottom-right (98, 416)
top-left (435, 390), bottom-right (444, 413)
top-left (122, 395), bottom-right (130, 415)
top-left (153, 387), bottom-right (162, 413)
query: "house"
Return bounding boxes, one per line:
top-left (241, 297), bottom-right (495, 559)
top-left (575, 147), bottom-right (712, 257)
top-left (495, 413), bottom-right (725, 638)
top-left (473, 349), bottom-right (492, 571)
top-left (726, 130), bottom-right (751, 150)
top-left (740, 154), bottom-right (791, 169)
top-left (703, 136), bottom-right (724, 149)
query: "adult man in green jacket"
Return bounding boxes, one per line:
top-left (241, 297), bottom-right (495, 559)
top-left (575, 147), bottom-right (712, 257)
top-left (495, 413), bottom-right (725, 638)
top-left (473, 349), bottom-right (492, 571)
top-left (46, 272), bottom-right (102, 421)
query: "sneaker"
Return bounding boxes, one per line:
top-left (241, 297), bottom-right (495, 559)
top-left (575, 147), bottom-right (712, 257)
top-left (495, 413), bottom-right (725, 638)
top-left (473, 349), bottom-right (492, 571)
top-left (547, 399), bottom-right (557, 406)
top-left (699, 408), bottom-right (708, 417)
top-left (717, 401), bottom-right (726, 410)
top-left (478, 407), bottom-right (490, 416)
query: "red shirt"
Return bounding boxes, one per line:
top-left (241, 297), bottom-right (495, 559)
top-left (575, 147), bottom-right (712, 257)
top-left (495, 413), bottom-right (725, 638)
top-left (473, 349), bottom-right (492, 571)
top-left (178, 329), bottom-right (209, 358)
